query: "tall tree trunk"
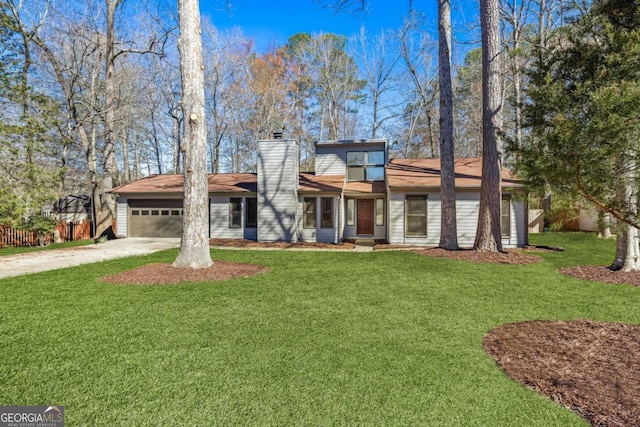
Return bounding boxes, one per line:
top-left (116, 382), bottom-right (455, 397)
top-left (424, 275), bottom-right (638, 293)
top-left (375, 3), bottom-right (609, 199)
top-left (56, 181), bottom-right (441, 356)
top-left (121, 127), bottom-right (131, 183)
top-left (609, 156), bottom-right (639, 271)
top-left (474, 0), bottom-right (503, 252)
top-left (173, 0), bottom-right (213, 268)
top-left (438, 0), bottom-right (458, 250)
top-left (97, 0), bottom-right (122, 237)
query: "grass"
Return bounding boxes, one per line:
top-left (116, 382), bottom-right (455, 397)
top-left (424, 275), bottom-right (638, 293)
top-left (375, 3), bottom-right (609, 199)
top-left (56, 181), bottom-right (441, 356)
top-left (0, 233), bottom-right (637, 426)
top-left (0, 239), bottom-right (93, 256)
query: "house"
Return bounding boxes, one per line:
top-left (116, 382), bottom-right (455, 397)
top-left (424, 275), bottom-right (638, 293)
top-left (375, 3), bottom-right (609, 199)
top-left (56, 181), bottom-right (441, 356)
top-left (111, 137), bottom-right (528, 248)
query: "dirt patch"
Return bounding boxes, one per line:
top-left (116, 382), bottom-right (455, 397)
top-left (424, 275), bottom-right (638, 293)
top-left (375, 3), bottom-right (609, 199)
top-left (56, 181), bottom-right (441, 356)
top-left (410, 248), bottom-right (542, 265)
top-left (209, 238), bottom-right (355, 250)
top-left (101, 261), bottom-right (268, 285)
top-left (560, 265), bottom-right (640, 287)
top-left (484, 320), bottom-right (640, 426)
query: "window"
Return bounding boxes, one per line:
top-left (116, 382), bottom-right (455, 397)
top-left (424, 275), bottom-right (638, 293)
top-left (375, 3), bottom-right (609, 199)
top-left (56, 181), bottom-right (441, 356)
top-left (132, 210), bottom-right (140, 216)
top-left (502, 195), bottom-right (511, 237)
top-left (229, 198), bottom-right (242, 228)
top-left (346, 199), bottom-right (355, 226)
top-left (376, 198), bottom-right (384, 226)
top-left (151, 210), bottom-right (159, 216)
top-left (246, 197), bottom-right (257, 228)
top-left (321, 197), bottom-right (333, 229)
top-left (141, 210), bottom-right (149, 216)
top-left (161, 210), bottom-right (170, 216)
top-left (405, 196), bottom-right (427, 236)
top-left (303, 198), bottom-right (316, 228)
top-left (347, 150), bottom-right (385, 181)
top-left (171, 210), bottom-right (180, 216)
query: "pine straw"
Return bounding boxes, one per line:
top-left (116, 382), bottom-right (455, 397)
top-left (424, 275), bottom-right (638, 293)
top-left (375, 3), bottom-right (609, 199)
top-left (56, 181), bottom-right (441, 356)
top-left (484, 320), bottom-right (640, 426)
top-left (101, 261), bottom-right (268, 285)
top-left (560, 265), bottom-right (640, 287)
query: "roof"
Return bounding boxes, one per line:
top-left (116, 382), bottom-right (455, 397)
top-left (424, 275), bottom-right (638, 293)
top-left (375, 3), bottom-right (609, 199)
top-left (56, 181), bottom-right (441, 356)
top-left (315, 138), bottom-right (387, 147)
top-left (343, 181), bottom-right (386, 194)
top-left (111, 173), bottom-right (258, 194)
top-left (386, 157), bottom-right (522, 189)
top-left (298, 173), bottom-right (345, 193)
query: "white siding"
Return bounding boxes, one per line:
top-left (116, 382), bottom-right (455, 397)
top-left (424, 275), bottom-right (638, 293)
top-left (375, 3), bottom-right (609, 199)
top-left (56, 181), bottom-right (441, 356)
top-left (116, 198), bottom-right (128, 238)
top-left (315, 142), bottom-right (387, 177)
top-left (297, 195), bottom-right (340, 243)
top-left (455, 193), bottom-right (480, 248)
top-left (210, 196), bottom-right (243, 239)
top-left (257, 139), bottom-right (299, 242)
top-left (315, 149), bottom-right (346, 176)
top-left (388, 190), bottom-right (527, 248)
top-left (387, 191), bottom-right (440, 245)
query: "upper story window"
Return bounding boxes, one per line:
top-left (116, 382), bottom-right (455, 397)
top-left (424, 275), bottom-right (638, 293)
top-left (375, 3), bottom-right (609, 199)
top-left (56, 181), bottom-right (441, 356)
top-left (347, 151), bottom-right (385, 181)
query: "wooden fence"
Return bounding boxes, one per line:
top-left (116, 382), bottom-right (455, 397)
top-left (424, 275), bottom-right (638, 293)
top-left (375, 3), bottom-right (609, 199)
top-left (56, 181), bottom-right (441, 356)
top-left (0, 220), bottom-right (94, 248)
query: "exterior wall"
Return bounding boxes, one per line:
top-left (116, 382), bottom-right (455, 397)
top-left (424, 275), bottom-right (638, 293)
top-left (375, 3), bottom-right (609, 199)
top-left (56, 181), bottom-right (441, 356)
top-left (116, 198), bottom-right (128, 238)
top-left (257, 139), bottom-right (299, 242)
top-left (343, 196), bottom-right (387, 239)
top-left (315, 141), bottom-right (387, 177)
top-left (297, 194), bottom-right (340, 243)
top-left (579, 207), bottom-right (599, 232)
top-left (209, 195), bottom-right (257, 240)
top-left (387, 190), bottom-right (527, 248)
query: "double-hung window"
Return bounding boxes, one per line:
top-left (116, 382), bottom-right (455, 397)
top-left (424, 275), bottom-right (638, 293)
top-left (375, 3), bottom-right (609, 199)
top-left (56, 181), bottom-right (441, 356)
top-left (501, 195), bottom-right (511, 237)
top-left (347, 151), bottom-right (385, 181)
top-left (303, 198), bottom-right (316, 229)
top-left (321, 197), bottom-right (333, 229)
top-left (405, 196), bottom-right (427, 236)
top-left (229, 198), bottom-right (242, 228)
top-left (246, 197), bottom-right (257, 228)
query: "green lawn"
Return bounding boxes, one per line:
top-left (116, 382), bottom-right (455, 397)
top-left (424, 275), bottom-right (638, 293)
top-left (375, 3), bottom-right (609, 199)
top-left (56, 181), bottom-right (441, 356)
top-left (0, 239), bottom-right (93, 256)
top-left (1, 233), bottom-right (638, 426)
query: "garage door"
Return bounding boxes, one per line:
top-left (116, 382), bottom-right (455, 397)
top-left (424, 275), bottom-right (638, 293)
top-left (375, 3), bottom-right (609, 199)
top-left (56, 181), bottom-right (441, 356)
top-left (128, 199), bottom-right (184, 238)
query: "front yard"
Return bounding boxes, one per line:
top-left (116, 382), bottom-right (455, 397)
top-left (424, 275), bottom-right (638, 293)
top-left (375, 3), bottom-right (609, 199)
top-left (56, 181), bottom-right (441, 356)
top-left (0, 233), bottom-right (637, 426)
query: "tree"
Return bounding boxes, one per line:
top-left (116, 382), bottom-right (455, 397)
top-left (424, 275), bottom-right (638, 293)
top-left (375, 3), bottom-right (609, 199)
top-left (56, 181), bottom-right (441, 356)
top-left (474, 0), bottom-right (504, 252)
top-left (438, 0), bottom-right (458, 250)
top-left (519, 0), bottom-right (640, 271)
top-left (172, 0), bottom-right (212, 269)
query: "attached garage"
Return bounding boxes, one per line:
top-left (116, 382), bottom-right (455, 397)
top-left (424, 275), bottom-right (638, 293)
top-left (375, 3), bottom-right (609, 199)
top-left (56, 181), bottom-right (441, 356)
top-left (128, 199), bottom-right (183, 238)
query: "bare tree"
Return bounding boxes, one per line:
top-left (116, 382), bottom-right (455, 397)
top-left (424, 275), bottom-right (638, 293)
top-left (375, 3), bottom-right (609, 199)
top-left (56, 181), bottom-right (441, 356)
top-left (438, 0), bottom-right (458, 250)
top-left (172, 0), bottom-right (212, 268)
top-left (474, 0), bottom-right (503, 252)
top-left (351, 26), bottom-right (401, 139)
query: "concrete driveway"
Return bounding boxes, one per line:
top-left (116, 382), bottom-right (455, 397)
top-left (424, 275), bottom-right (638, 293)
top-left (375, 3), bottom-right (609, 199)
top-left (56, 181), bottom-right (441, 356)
top-left (0, 238), bottom-right (180, 279)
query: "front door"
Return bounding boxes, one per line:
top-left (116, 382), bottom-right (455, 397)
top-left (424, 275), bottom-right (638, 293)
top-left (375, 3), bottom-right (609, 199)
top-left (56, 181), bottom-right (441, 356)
top-left (357, 199), bottom-right (374, 235)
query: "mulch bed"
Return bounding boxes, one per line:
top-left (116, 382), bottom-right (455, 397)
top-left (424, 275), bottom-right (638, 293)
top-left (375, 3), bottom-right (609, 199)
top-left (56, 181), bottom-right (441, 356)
top-left (101, 261), bottom-right (269, 285)
top-left (484, 320), bottom-right (640, 426)
top-left (209, 239), bottom-right (355, 250)
top-left (410, 248), bottom-right (543, 265)
top-left (560, 265), bottom-right (640, 287)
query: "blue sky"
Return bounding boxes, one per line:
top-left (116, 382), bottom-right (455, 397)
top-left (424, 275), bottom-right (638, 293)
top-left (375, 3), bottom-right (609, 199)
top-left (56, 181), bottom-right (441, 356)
top-left (199, 0), bottom-right (480, 54)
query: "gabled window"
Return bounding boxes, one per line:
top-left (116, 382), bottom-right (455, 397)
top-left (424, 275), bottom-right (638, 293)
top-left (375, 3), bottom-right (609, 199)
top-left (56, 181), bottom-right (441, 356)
top-left (229, 198), bottom-right (242, 228)
top-left (246, 197), bottom-right (257, 228)
top-left (303, 198), bottom-right (316, 229)
top-left (405, 196), bottom-right (427, 237)
top-left (347, 151), bottom-right (385, 181)
top-left (321, 197), bottom-right (333, 229)
top-left (501, 195), bottom-right (511, 237)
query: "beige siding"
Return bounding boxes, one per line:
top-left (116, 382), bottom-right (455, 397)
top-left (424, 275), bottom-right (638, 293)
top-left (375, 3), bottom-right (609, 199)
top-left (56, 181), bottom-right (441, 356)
top-left (579, 208), bottom-right (598, 232)
top-left (116, 198), bottom-right (127, 238)
top-left (315, 149), bottom-right (346, 176)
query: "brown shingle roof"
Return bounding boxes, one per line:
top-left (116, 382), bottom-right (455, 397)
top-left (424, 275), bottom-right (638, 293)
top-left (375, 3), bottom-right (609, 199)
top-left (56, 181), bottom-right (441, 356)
top-left (343, 181), bottom-right (386, 194)
top-left (111, 173), bottom-right (258, 194)
top-left (298, 173), bottom-right (345, 193)
top-left (386, 157), bottom-right (522, 189)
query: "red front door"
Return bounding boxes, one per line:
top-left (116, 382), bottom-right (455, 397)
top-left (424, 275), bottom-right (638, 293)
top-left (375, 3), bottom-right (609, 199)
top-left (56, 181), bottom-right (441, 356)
top-left (357, 199), bottom-right (374, 235)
